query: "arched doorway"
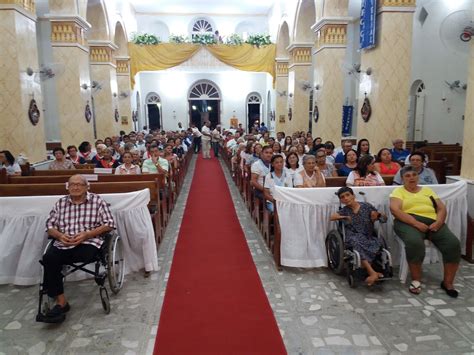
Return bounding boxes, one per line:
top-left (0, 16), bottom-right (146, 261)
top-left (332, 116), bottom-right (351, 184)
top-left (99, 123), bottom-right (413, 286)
top-left (246, 93), bottom-right (262, 132)
top-left (146, 92), bottom-right (162, 131)
top-left (408, 81), bottom-right (426, 141)
top-left (188, 80), bottom-right (221, 129)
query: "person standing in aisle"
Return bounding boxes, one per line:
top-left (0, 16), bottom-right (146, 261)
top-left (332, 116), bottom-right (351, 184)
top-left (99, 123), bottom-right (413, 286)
top-left (201, 121), bottom-right (212, 159)
top-left (211, 125), bottom-right (222, 158)
top-left (191, 123), bottom-right (202, 154)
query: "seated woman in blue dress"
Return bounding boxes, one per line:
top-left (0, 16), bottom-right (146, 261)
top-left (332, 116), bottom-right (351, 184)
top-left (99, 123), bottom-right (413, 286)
top-left (330, 187), bottom-right (385, 286)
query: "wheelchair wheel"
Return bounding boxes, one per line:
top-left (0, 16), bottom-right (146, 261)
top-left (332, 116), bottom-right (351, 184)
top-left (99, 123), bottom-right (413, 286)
top-left (326, 230), bottom-right (345, 275)
top-left (100, 287), bottom-right (110, 314)
top-left (347, 271), bottom-right (356, 288)
top-left (107, 234), bottom-right (125, 294)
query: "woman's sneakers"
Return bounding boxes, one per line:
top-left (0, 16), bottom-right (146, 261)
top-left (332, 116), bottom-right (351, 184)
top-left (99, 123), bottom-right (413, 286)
top-left (440, 281), bottom-right (459, 298)
top-left (43, 303), bottom-right (71, 323)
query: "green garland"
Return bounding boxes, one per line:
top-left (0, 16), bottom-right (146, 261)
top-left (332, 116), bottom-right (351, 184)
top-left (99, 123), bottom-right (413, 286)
top-left (245, 34), bottom-right (272, 47)
top-left (129, 32), bottom-right (272, 47)
top-left (191, 33), bottom-right (217, 45)
top-left (131, 32), bottom-right (161, 45)
top-left (169, 34), bottom-right (188, 44)
top-left (226, 33), bottom-right (244, 46)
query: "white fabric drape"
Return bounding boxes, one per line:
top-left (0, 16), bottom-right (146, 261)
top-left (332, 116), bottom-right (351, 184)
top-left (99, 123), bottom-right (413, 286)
top-left (0, 189), bottom-right (158, 285)
top-left (275, 181), bottom-right (468, 268)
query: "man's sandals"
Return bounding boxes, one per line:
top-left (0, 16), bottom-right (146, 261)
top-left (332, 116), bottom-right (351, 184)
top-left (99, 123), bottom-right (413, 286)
top-left (409, 280), bottom-right (422, 295)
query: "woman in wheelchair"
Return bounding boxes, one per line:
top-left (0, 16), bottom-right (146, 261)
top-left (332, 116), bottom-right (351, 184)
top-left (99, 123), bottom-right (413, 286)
top-left (390, 166), bottom-right (461, 297)
top-left (330, 187), bottom-right (386, 286)
top-left (40, 174), bottom-right (116, 323)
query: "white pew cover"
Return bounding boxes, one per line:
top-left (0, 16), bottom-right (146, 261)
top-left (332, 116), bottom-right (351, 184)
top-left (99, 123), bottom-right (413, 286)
top-left (0, 189), bottom-right (158, 285)
top-left (275, 181), bottom-right (467, 268)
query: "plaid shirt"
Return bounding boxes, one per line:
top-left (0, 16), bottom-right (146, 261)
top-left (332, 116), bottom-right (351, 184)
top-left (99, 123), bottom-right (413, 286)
top-left (46, 192), bottom-right (116, 250)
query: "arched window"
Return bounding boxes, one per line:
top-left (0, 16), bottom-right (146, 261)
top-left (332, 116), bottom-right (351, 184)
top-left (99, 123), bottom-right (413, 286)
top-left (192, 18), bottom-right (213, 35)
top-left (247, 95), bottom-right (261, 104)
top-left (146, 93), bottom-right (161, 104)
top-left (188, 81), bottom-right (220, 100)
top-left (188, 80), bottom-right (221, 129)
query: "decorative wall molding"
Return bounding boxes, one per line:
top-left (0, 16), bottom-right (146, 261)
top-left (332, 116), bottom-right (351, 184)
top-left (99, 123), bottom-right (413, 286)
top-left (116, 58), bottom-right (130, 74)
top-left (0, 0), bottom-right (35, 13)
top-left (89, 41), bottom-right (118, 65)
top-left (288, 44), bottom-right (312, 66)
top-left (276, 61), bottom-right (289, 76)
top-left (0, 2), bottom-right (36, 21)
top-left (51, 21), bottom-right (86, 46)
top-left (378, 0), bottom-right (416, 13)
top-left (378, 0), bottom-right (416, 7)
top-left (316, 23), bottom-right (348, 49)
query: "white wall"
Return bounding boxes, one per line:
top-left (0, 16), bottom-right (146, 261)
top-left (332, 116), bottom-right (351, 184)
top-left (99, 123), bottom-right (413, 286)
top-left (410, 0), bottom-right (471, 144)
top-left (134, 69), bottom-right (272, 131)
top-left (135, 13), bottom-right (268, 41)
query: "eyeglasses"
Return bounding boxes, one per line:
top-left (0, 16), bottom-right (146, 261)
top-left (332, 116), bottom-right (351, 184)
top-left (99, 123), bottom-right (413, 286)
top-left (68, 183), bottom-right (87, 187)
top-left (316, 155), bottom-right (326, 158)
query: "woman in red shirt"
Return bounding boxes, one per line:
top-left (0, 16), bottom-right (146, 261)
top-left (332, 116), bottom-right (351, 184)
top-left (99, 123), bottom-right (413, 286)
top-left (375, 148), bottom-right (401, 175)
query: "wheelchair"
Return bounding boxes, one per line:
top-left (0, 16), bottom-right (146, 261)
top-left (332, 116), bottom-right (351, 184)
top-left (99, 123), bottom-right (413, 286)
top-left (325, 192), bottom-right (393, 288)
top-left (36, 231), bottom-right (125, 322)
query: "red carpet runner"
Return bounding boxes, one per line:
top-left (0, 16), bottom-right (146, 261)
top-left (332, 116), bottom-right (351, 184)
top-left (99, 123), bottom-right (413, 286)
top-left (154, 155), bottom-right (286, 354)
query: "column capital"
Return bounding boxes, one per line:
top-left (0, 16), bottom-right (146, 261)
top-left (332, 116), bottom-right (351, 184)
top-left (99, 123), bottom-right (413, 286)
top-left (0, 1), bottom-right (36, 20)
top-left (275, 60), bottom-right (289, 77)
top-left (115, 57), bottom-right (130, 75)
top-left (378, 0), bottom-right (416, 13)
top-left (47, 15), bottom-right (90, 50)
top-left (89, 41), bottom-right (118, 67)
top-left (288, 43), bottom-right (313, 68)
top-left (314, 23), bottom-right (349, 53)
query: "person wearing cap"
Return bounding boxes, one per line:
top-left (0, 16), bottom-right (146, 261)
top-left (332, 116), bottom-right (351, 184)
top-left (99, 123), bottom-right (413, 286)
top-left (390, 165), bottom-right (461, 297)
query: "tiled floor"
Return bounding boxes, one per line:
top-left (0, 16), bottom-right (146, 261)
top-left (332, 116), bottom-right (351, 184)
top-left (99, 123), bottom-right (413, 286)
top-left (0, 156), bottom-right (473, 354)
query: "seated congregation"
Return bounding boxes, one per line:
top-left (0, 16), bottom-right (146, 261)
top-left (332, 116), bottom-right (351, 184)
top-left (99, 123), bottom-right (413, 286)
top-left (0, 125), bottom-right (465, 326)
top-left (221, 127), bottom-right (463, 297)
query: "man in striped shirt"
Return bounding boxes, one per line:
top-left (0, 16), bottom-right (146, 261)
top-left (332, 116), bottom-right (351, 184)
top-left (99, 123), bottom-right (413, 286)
top-left (42, 174), bottom-right (115, 323)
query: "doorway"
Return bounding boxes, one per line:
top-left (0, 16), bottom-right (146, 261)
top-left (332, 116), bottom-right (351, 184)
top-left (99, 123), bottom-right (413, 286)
top-left (189, 100), bottom-right (220, 129)
top-left (247, 93), bottom-right (262, 132)
top-left (146, 92), bottom-right (162, 131)
top-left (188, 80), bottom-right (221, 129)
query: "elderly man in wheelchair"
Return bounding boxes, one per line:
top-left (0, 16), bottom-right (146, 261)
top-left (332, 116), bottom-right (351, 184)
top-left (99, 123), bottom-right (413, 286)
top-left (36, 174), bottom-right (124, 324)
top-left (327, 187), bottom-right (393, 287)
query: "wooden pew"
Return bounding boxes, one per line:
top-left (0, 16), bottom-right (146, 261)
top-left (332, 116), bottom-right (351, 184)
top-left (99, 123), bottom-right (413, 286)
top-left (0, 181), bottom-right (164, 245)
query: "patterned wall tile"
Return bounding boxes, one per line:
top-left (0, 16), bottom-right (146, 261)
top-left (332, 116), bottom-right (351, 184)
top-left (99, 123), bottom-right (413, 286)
top-left (52, 46), bottom-right (95, 146)
top-left (90, 64), bottom-right (120, 139)
top-left (356, 12), bottom-right (414, 152)
top-left (313, 48), bottom-right (346, 144)
top-left (0, 11), bottom-right (46, 162)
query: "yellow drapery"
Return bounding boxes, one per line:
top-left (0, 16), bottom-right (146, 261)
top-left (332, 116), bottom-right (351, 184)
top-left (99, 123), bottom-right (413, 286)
top-left (128, 43), bottom-right (276, 86)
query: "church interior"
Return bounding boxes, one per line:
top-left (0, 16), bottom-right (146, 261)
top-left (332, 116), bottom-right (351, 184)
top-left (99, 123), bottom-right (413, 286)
top-left (1, 0), bottom-right (474, 354)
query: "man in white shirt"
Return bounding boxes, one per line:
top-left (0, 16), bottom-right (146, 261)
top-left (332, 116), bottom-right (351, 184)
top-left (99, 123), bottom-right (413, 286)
top-left (201, 121), bottom-right (212, 159)
top-left (211, 125), bottom-right (222, 158)
top-left (190, 123), bottom-right (202, 154)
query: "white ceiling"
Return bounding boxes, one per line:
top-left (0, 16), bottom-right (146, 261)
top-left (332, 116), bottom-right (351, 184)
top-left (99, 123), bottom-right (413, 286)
top-left (130, 0), bottom-right (276, 15)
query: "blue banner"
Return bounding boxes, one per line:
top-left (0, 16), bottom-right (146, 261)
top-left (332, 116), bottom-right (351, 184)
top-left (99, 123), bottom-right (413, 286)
top-left (342, 105), bottom-right (353, 136)
top-left (360, 0), bottom-right (377, 49)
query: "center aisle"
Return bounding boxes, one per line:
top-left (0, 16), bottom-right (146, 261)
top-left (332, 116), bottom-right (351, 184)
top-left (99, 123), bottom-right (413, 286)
top-left (154, 155), bottom-right (286, 354)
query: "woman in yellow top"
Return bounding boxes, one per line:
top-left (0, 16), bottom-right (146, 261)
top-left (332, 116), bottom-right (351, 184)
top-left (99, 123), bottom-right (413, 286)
top-left (389, 166), bottom-right (461, 297)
